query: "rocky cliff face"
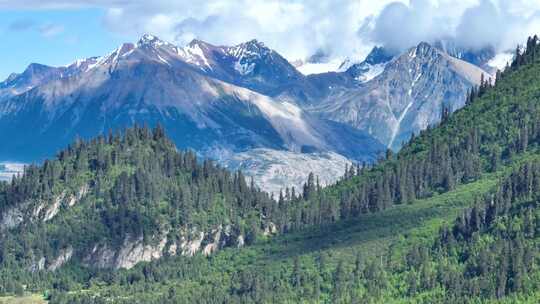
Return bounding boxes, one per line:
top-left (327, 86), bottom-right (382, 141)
top-left (25, 224), bottom-right (254, 271)
top-left (0, 184), bottom-right (89, 231)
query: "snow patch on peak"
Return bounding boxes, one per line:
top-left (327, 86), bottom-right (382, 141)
top-left (296, 58), bottom-right (344, 75)
top-left (226, 41), bottom-right (272, 76)
top-left (410, 42), bottom-right (437, 59)
top-left (409, 48), bottom-right (417, 59)
top-left (355, 63), bottom-right (386, 83)
top-left (234, 61), bottom-right (255, 75)
top-left (178, 42), bottom-right (212, 70)
top-left (228, 39), bottom-right (270, 59)
top-left (137, 34), bottom-right (165, 47)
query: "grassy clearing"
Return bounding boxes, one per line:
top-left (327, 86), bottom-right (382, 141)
top-left (0, 294), bottom-right (47, 304)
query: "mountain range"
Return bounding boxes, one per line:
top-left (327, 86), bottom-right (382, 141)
top-left (0, 34), bottom-right (499, 192)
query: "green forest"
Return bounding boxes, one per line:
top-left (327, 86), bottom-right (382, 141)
top-left (1, 37), bottom-right (540, 303)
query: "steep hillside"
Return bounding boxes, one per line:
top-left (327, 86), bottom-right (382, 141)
top-left (309, 42), bottom-right (490, 150)
top-left (0, 125), bottom-right (279, 271)
top-left (43, 156), bottom-right (540, 304)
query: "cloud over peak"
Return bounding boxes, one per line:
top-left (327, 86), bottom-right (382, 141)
top-left (2, 0), bottom-right (540, 61)
top-left (371, 0), bottom-right (540, 54)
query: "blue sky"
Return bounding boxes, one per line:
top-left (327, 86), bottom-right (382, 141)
top-left (0, 8), bottom-right (128, 80)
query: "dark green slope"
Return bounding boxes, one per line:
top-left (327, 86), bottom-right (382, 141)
top-left (1, 37), bottom-right (540, 303)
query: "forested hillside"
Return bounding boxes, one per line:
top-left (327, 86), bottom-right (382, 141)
top-left (46, 158), bottom-right (540, 303)
top-left (0, 125), bottom-right (280, 272)
top-left (1, 37), bottom-right (540, 303)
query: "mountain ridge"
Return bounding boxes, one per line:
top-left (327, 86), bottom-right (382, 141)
top-left (0, 35), bottom-right (385, 164)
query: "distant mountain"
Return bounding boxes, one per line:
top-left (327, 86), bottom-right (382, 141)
top-left (0, 35), bottom-right (384, 166)
top-left (0, 58), bottom-right (100, 101)
top-left (308, 42), bottom-right (489, 150)
top-left (0, 64), bottom-right (63, 101)
top-left (433, 39), bottom-right (497, 73)
top-left (342, 46), bottom-right (395, 82)
top-left (175, 38), bottom-right (308, 96)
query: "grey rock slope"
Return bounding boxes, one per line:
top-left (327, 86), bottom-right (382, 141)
top-left (218, 148), bottom-right (352, 195)
top-left (433, 39), bottom-right (496, 73)
top-left (0, 35), bottom-right (384, 163)
top-left (306, 42), bottom-right (490, 151)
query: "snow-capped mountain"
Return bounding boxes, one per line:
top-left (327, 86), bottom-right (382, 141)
top-left (343, 46), bottom-right (395, 83)
top-left (308, 42), bottom-right (490, 151)
top-left (0, 57), bottom-right (103, 102)
top-left (0, 34), bottom-right (384, 164)
top-left (173, 38), bottom-right (307, 96)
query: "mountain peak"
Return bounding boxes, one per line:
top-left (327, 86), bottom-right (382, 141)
top-left (137, 34), bottom-right (166, 47)
top-left (228, 39), bottom-right (271, 60)
top-left (5, 73), bottom-right (19, 83)
top-left (25, 63), bottom-right (53, 71)
top-left (187, 38), bottom-right (214, 50)
top-left (245, 39), bottom-right (264, 46)
top-left (408, 41), bottom-right (438, 59)
top-left (237, 39), bottom-right (268, 51)
top-left (364, 46), bottom-right (394, 65)
top-left (416, 41), bottom-right (434, 51)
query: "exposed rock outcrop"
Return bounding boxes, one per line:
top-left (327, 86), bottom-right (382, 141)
top-left (48, 247), bottom-right (74, 271)
top-left (82, 224), bottom-right (248, 269)
top-left (0, 203), bottom-right (25, 231)
top-left (0, 184), bottom-right (90, 231)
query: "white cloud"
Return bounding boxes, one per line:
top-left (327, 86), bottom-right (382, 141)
top-left (38, 23), bottom-right (65, 37)
top-left (371, 0), bottom-right (540, 53)
top-left (1, 0), bottom-right (540, 60)
top-left (98, 0), bottom-right (398, 61)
